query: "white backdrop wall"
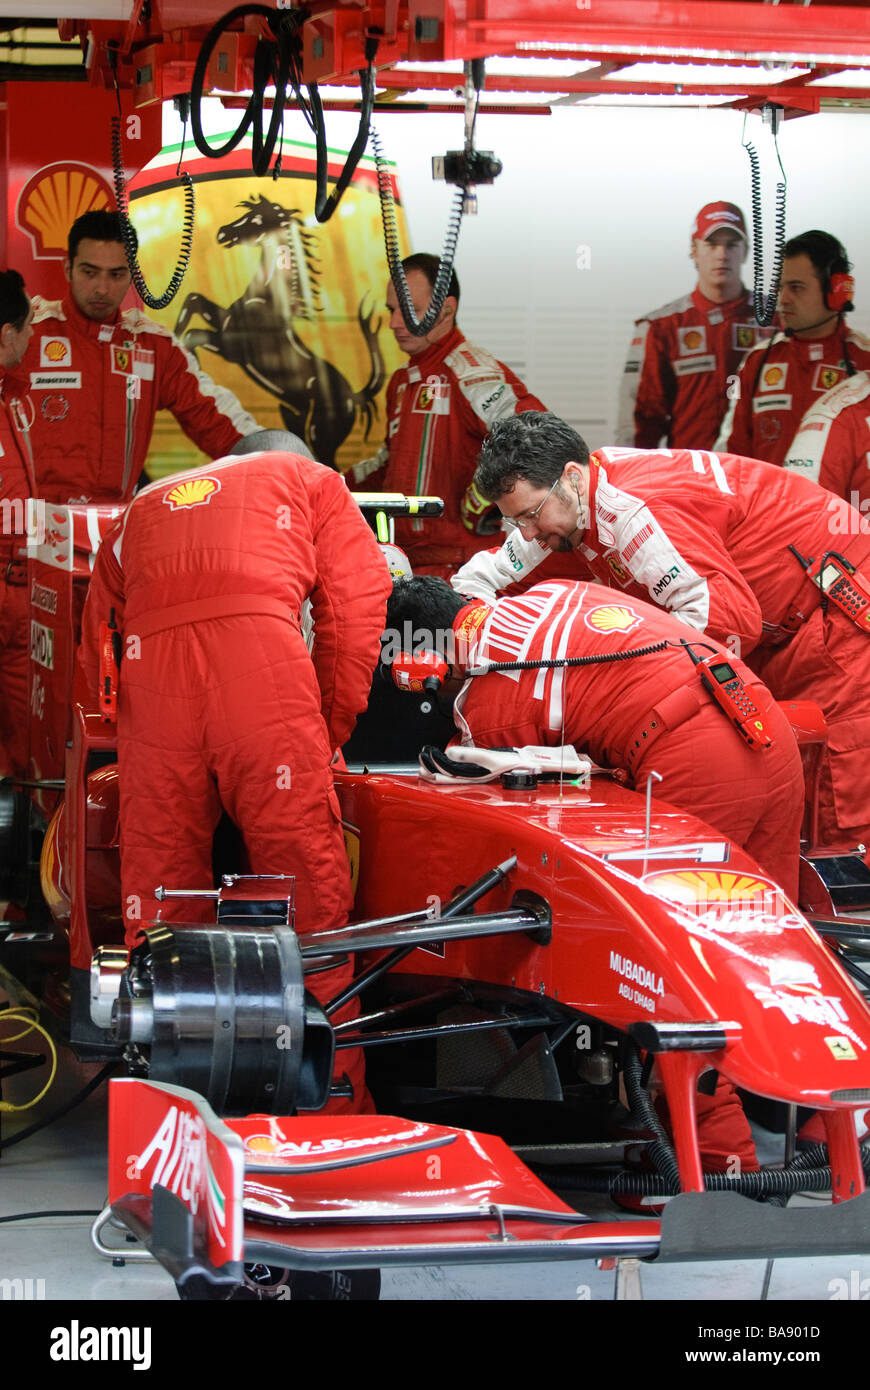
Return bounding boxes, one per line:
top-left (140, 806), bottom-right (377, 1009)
top-left (167, 100), bottom-right (870, 454)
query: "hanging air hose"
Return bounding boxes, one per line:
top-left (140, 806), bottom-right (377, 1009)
top-left (372, 125), bottom-right (465, 336)
top-left (187, 2), bottom-right (376, 217)
top-left (111, 116), bottom-right (195, 310)
top-left (742, 107), bottom-right (787, 328)
top-left (310, 53), bottom-right (377, 222)
top-left (370, 57), bottom-right (497, 336)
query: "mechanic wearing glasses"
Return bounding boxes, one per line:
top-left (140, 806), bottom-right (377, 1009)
top-left (616, 202), bottom-right (766, 450)
top-left (349, 252), bottom-right (546, 578)
top-left (453, 410), bottom-right (870, 853)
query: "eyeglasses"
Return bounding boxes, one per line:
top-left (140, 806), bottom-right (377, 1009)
top-left (505, 477), bottom-right (561, 532)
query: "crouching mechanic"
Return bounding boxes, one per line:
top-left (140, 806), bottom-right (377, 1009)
top-left (386, 573), bottom-right (805, 1172)
top-left (454, 411), bottom-right (870, 851)
top-left (78, 429), bottom-right (392, 1114)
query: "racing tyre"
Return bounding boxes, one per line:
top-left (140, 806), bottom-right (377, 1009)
top-left (227, 1263), bottom-right (381, 1301)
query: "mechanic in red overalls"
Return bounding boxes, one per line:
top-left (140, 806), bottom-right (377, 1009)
top-left (78, 431), bottom-right (391, 1113)
top-left (387, 573), bottom-right (805, 1174)
top-left (348, 253), bottom-right (546, 577)
top-left (455, 411), bottom-right (870, 852)
top-left (0, 270), bottom-right (37, 777)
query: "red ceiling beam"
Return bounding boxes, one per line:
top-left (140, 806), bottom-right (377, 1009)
top-left (445, 0), bottom-right (870, 62)
top-left (375, 68), bottom-right (868, 103)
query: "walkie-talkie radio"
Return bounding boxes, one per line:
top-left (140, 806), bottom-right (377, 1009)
top-left (98, 608), bottom-right (122, 723)
top-left (683, 645), bottom-right (773, 749)
top-left (789, 545), bottom-right (870, 632)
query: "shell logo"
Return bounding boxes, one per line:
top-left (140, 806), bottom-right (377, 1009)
top-left (584, 603), bottom-right (642, 635)
top-left (763, 366), bottom-right (784, 388)
top-left (645, 868), bottom-right (776, 909)
top-left (163, 476), bottom-right (221, 510)
top-left (244, 1135), bottom-right (280, 1154)
top-left (43, 340), bottom-right (67, 363)
top-left (16, 162), bottom-right (113, 259)
top-left (683, 330), bottom-right (702, 350)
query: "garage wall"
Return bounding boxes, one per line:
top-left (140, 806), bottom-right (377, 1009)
top-left (168, 99), bottom-right (870, 454)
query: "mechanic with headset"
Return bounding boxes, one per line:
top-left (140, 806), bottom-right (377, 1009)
top-left (0, 269), bottom-right (35, 778)
top-left (22, 210), bottom-right (261, 505)
top-left (348, 252), bottom-right (546, 578)
top-left (616, 201), bottom-right (768, 450)
top-left (77, 430), bottom-right (392, 1114)
top-left (716, 229), bottom-right (870, 465)
top-left (386, 571), bottom-right (806, 1176)
top-left (452, 411), bottom-right (870, 852)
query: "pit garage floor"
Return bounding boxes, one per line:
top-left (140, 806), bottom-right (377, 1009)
top-left (4, 1011), bottom-right (870, 1310)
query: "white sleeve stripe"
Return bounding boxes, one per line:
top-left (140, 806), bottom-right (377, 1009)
top-left (547, 591), bottom-right (582, 732)
top-left (707, 453), bottom-right (732, 493)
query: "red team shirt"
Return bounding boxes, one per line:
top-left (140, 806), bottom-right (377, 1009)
top-left (352, 325), bottom-right (544, 573)
top-left (717, 325), bottom-right (870, 466)
top-left (617, 288), bottom-right (767, 449)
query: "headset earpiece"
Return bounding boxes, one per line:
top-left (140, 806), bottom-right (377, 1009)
top-left (827, 271), bottom-right (855, 314)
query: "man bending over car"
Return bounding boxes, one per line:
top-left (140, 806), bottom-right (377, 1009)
top-left (78, 430), bottom-right (391, 1113)
top-left (453, 411), bottom-right (870, 853)
top-left (386, 573), bottom-right (804, 900)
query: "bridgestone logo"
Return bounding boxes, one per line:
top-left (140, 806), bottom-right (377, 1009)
top-left (31, 580), bottom-right (57, 614)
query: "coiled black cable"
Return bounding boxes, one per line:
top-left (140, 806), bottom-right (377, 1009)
top-left (469, 639), bottom-right (670, 676)
top-left (111, 117), bottom-right (195, 310)
top-left (547, 1160), bottom-right (844, 1198)
top-left (743, 130), bottom-right (787, 328)
top-left (371, 126), bottom-right (465, 337)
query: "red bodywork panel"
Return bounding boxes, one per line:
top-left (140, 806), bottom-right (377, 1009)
top-left (107, 1078), bottom-right (662, 1276)
top-left (337, 772), bottom-right (870, 1118)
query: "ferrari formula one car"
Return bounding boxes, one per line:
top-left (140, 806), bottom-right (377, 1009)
top-left (5, 499), bottom-right (870, 1299)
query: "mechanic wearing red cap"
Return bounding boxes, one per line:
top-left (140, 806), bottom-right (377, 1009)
top-left (717, 229), bottom-right (870, 466)
top-left (23, 210), bottom-right (260, 504)
top-left (78, 431), bottom-right (392, 1113)
top-left (0, 270), bottom-right (36, 777)
top-left (387, 572), bottom-right (806, 1175)
top-left (616, 202), bottom-right (766, 449)
top-left (349, 253), bottom-right (546, 577)
top-left (453, 411), bottom-right (870, 852)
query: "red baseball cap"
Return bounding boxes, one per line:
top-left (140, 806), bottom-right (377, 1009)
top-left (692, 202), bottom-right (748, 243)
